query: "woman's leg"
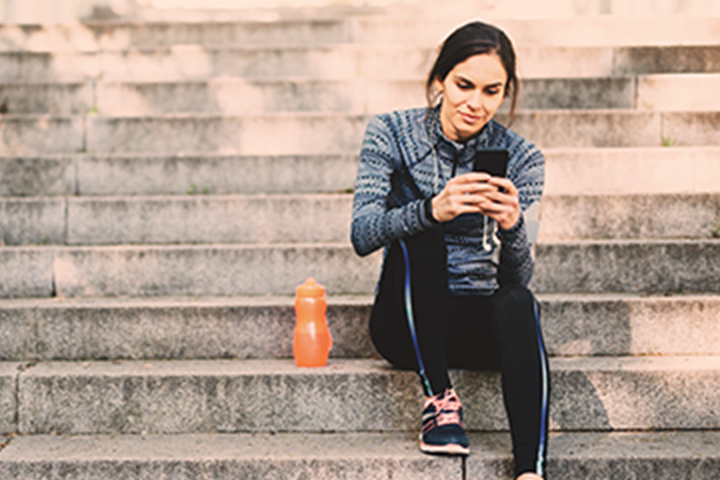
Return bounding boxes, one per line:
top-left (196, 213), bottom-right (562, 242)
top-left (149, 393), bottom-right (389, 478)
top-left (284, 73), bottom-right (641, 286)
top-left (369, 227), bottom-right (452, 396)
top-left (492, 285), bottom-right (550, 479)
top-left (445, 286), bottom-right (549, 478)
top-left (369, 227), bottom-right (469, 455)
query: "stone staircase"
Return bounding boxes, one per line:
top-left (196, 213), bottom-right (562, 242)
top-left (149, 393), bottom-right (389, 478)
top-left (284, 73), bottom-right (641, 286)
top-left (0, 8), bottom-right (719, 479)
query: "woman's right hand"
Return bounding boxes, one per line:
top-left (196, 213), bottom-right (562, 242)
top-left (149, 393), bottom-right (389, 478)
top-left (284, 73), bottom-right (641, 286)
top-left (430, 172), bottom-right (496, 223)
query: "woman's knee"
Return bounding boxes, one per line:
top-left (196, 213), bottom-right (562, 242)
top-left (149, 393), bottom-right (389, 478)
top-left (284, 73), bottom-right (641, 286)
top-left (493, 285), bottom-right (539, 336)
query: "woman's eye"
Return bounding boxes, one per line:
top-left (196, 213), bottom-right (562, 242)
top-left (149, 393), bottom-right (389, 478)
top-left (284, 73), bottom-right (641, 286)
top-left (485, 88), bottom-right (500, 96)
top-left (457, 82), bottom-right (472, 90)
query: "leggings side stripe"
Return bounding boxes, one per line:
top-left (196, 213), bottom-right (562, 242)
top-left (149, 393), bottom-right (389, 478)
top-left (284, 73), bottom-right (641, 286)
top-left (533, 298), bottom-right (549, 477)
top-left (398, 239), bottom-right (434, 397)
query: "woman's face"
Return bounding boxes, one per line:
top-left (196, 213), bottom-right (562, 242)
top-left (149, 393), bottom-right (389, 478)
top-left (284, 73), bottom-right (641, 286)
top-left (435, 53), bottom-right (507, 142)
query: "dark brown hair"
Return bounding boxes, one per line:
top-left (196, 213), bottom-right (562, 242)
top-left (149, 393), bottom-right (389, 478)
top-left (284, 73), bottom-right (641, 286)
top-left (426, 21), bottom-right (519, 124)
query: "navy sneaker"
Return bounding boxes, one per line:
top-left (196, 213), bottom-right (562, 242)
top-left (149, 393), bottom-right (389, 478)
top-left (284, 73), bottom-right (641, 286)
top-left (419, 388), bottom-right (470, 455)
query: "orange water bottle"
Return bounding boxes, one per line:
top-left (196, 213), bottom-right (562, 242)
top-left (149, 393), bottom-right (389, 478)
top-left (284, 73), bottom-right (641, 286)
top-left (293, 278), bottom-right (333, 367)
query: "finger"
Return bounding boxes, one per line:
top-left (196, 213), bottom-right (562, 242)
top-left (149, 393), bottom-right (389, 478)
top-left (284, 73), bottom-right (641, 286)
top-left (488, 177), bottom-right (517, 194)
top-left (456, 172), bottom-right (492, 183)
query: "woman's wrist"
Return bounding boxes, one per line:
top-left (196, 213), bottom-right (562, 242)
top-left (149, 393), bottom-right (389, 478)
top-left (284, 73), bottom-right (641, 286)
top-left (423, 197), bottom-right (440, 225)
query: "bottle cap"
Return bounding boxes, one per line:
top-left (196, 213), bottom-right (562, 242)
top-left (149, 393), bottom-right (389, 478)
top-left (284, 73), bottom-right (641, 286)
top-left (296, 278), bottom-right (325, 297)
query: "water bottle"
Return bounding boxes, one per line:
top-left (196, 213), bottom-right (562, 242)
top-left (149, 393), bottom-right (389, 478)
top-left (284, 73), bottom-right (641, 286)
top-left (293, 278), bottom-right (333, 367)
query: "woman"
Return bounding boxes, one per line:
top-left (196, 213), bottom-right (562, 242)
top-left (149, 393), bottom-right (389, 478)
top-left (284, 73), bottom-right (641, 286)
top-left (350, 21), bottom-right (549, 480)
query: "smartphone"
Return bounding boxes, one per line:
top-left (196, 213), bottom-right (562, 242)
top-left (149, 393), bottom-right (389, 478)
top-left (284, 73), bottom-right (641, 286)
top-left (473, 149), bottom-right (509, 177)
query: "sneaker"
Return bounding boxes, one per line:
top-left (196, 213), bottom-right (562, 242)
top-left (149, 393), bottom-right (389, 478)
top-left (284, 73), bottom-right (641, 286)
top-left (419, 388), bottom-right (470, 455)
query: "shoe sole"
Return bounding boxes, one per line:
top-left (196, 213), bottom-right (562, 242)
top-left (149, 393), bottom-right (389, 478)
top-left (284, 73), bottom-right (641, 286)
top-left (419, 437), bottom-right (470, 456)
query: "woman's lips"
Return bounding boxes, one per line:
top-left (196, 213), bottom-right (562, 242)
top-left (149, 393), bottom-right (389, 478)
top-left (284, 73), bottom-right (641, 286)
top-left (460, 112), bottom-right (481, 124)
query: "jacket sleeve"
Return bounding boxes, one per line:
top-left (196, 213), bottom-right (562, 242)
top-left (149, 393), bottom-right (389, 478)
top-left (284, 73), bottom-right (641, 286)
top-left (350, 115), bottom-right (437, 257)
top-left (497, 143), bottom-right (545, 287)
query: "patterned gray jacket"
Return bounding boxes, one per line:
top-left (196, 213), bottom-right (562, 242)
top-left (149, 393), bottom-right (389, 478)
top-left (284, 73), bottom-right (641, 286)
top-left (350, 105), bottom-right (545, 295)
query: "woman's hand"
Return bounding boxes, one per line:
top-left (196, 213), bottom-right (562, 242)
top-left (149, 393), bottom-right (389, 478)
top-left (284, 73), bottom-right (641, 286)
top-left (481, 176), bottom-right (521, 230)
top-left (431, 173), bottom-right (520, 230)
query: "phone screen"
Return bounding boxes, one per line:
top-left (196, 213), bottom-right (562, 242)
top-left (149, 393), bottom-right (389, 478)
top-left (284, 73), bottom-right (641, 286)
top-left (473, 149), bottom-right (509, 177)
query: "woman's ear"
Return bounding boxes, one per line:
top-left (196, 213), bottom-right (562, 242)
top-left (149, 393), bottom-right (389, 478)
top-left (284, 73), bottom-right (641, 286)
top-left (433, 75), bottom-right (444, 93)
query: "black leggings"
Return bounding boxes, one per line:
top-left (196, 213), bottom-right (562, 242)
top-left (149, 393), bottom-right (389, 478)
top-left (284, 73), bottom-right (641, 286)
top-left (370, 227), bottom-right (550, 477)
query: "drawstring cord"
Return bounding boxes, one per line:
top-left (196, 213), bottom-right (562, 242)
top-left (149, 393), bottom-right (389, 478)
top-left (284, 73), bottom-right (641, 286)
top-left (429, 113), bottom-right (494, 251)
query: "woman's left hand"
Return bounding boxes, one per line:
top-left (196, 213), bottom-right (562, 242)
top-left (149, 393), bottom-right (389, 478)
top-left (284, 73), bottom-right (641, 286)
top-left (478, 176), bottom-right (521, 231)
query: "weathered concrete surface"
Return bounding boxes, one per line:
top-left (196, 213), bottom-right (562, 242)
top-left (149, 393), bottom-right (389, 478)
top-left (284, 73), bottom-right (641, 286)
top-left (637, 74), bottom-right (720, 111)
top-left (0, 116), bottom-right (84, 155)
top-left (51, 244), bottom-right (381, 297)
top-left (544, 355), bottom-right (720, 431)
top-left (502, 110), bottom-right (661, 148)
top-left (0, 296), bottom-right (375, 361)
top-left (0, 44), bottom-right (717, 84)
top-left (85, 111), bottom-right (719, 156)
top-left (0, 156), bottom-right (75, 197)
top-left (0, 82), bottom-right (92, 115)
top-left (1, 293), bottom-right (718, 361)
top-left (1, 431), bottom-right (719, 480)
top-left (3, 240), bottom-right (718, 297)
top-left (68, 147), bottom-right (720, 197)
top-left (544, 146), bottom-right (720, 195)
top-left (0, 247), bottom-right (54, 298)
top-left (0, 432), bottom-right (461, 480)
top-left (85, 114), bottom-right (371, 155)
top-left (516, 77), bottom-right (634, 110)
top-left (76, 154), bottom-right (357, 195)
top-left (533, 239), bottom-right (720, 294)
top-left (468, 431), bottom-right (720, 480)
top-left (66, 194), bottom-right (352, 245)
top-left (0, 363), bottom-right (20, 434)
top-left (97, 79), bottom-right (366, 115)
top-left (614, 46), bottom-right (720, 75)
top-left (2, 17), bottom-right (719, 52)
top-left (5, 192), bottom-right (718, 246)
top-left (0, 21), bottom-right (351, 52)
top-left (96, 77), bottom-right (636, 116)
top-left (16, 356), bottom-right (720, 434)
top-left (663, 112), bottom-right (720, 147)
top-left (538, 193), bottom-right (720, 240)
top-left (96, 47), bottom-right (402, 82)
top-left (0, 198), bottom-right (65, 245)
top-left (0, 52), bottom-right (99, 82)
top-left (541, 294), bottom-right (720, 356)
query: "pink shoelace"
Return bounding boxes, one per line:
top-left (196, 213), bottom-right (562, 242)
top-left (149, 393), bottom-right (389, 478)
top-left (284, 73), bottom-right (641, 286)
top-left (425, 390), bottom-right (462, 427)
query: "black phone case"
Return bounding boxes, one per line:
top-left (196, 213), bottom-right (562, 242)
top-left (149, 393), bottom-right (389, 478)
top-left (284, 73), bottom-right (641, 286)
top-left (473, 149), bottom-right (509, 177)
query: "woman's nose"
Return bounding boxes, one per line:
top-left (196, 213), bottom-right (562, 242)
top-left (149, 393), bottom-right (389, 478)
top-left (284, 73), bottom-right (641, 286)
top-left (467, 90), bottom-right (482, 110)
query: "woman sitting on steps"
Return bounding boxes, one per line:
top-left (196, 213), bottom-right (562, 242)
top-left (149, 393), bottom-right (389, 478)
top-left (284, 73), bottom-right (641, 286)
top-left (350, 21), bottom-right (549, 480)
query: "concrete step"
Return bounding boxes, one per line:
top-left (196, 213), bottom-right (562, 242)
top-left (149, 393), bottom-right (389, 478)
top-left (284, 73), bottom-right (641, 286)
top-left (544, 146), bottom-right (720, 196)
top-left (0, 82), bottom-right (93, 115)
top-left (95, 77), bottom-right (638, 116)
top-left (0, 363), bottom-right (20, 433)
top-left (76, 111), bottom-right (718, 156)
top-left (9, 356), bottom-right (720, 434)
top-left (538, 193), bottom-right (720, 241)
top-left (0, 20), bottom-right (352, 53)
top-left (355, 16), bottom-right (720, 48)
top-left (0, 116), bottom-right (83, 155)
top-left (0, 153), bottom-right (357, 197)
top-left (533, 239), bottom-right (720, 294)
top-left (1, 194), bottom-right (352, 246)
top-left (0, 293), bottom-right (718, 361)
top-left (0, 244), bottom-right (382, 298)
top-left (6, 74), bottom-right (717, 116)
top-left (2, 239), bottom-right (719, 298)
top-left (2, 17), bottom-right (720, 52)
top-left (1, 430), bottom-right (719, 480)
top-left (3, 146), bottom-right (717, 198)
top-left (3, 192), bottom-right (719, 246)
top-left (1, 45), bottom-right (718, 83)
